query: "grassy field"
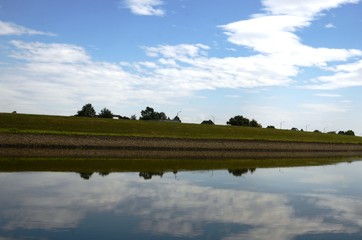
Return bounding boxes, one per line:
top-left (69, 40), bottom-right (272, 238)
top-left (1, 113), bottom-right (362, 143)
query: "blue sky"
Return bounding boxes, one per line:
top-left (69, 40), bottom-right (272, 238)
top-left (0, 0), bottom-right (362, 134)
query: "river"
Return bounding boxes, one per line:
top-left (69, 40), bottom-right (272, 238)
top-left (0, 160), bottom-right (362, 239)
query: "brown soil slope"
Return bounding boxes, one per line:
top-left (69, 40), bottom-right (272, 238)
top-left (1, 133), bottom-right (362, 159)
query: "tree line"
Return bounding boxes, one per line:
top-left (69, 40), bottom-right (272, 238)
top-left (75, 103), bottom-right (355, 136)
top-left (75, 103), bottom-right (180, 122)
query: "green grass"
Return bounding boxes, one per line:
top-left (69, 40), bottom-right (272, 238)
top-left (1, 113), bottom-right (362, 144)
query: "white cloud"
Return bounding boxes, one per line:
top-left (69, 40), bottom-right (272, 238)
top-left (1, 41), bottom-right (202, 115)
top-left (220, 12), bottom-right (361, 67)
top-left (1, 1), bottom-right (361, 118)
top-left (0, 20), bottom-right (55, 36)
top-left (307, 60), bottom-right (362, 89)
top-left (0, 39), bottom-right (296, 115)
top-left (10, 40), bottom-right (90, 63)
top-left (262, 0), bottom-right (360, 17)
top-left (123, 0), bottom-right (165, 16)
top-left (315, 93), bottom-right (342, 97)
top-left (325, 23), bottom-right (336, 28)
top-left (220, 15), bottom-right (310, 54)
top-left (220, 0), bottom-right (362, 90)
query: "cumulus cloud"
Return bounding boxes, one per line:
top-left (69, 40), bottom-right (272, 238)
top-left (0, 20), bottom-right (55, 36)
top-left (219, 0), bottom-right (362, 90)
top-left (220, 6), bottom-right (361, 68)
top-left (123, 0), bottom-right (165, 16)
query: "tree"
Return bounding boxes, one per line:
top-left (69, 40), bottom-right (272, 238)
top-left (267, 125), bottom-right (275, 129)
top-left (227, 115), bottom-right (249, 126)
top-left (250, 119), bottom-right (262, 128)
top-left (345, 130), bottom-right (355, 136)
top-left (98, 108), bottom-right (113, 118)
top-left (227, 115), bottom-right (261, 127)
top-left (338, 130), bottom-right (355, 136)
top-left (76, 103), bottom-right (96, 117)
top-left (140, 106), bottom-right (168, 120)
top-left (140, 107), bottom-right (155, 120)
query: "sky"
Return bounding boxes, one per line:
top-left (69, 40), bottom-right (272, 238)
top-left (0, 0), bottom-right (361, 135)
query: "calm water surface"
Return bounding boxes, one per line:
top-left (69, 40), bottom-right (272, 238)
top-left (1, 161), bottom-right (362, 240)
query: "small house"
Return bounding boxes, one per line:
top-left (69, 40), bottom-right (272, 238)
top-left (201, 120), bottom-right (214, 125)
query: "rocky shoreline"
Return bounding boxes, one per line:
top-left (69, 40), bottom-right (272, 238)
top-left (1, 133), bottom-right (362, 159)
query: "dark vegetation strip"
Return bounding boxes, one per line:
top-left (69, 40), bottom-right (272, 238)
top-left (2, 144), bottom-right (362, 153)
top-left (0, 157), bottom-right (359, 173)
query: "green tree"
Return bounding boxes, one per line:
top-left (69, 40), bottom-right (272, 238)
top-left (98, 108), bottom-right (113, 118)
top-left (345, 130), bottom-right (355, 136)
top-left (227, 115), bottom-right (249, 126)
top-left (227, 115), bottom-right (261, 127)
top-left (140, 107), bottom-right (155, 120)
top-left (250, 119), bottom-right (262, 128)
top-left (76, 103), bottom-right (96, 117)
top-left (340, 130), bottom-right (355, 136)
top-left (140, 107), bottom-right (168, 120)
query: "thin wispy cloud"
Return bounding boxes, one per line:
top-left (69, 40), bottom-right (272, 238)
top-left (123, 0), bottom-right (165, 16)
top-left (315, 93), bottom-right (341, 98)
top-left (0, 20), bottom-right (55, 36)
top-left (10, 40), bottom-right (90, 63)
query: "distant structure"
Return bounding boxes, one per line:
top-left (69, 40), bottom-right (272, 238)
top-left (112, 114), bottom-right (130, 120)
top-left (201, 120), bottom-right (214, 125)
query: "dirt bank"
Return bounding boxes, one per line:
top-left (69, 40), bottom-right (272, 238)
top-left (1, 133), bottom-right (362, 159)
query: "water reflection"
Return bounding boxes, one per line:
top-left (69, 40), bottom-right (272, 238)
top-left (0, 161), bottom-right (362, 239)
top-left (228, 168), bottom-right (256, 177)
top-left (76, 168), bottom-right (257, 181)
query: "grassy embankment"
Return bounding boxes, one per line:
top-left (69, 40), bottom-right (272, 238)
top-left (1, 113), bottom-right (362, 173)
top-left (1, 113), bottom-right (362, 143)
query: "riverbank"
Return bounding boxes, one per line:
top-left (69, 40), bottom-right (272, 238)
top-left (1, 133), bottom-right (362, 159)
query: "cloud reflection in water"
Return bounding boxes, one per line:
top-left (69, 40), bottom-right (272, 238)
top-left (0, 162), bottom-right (362, 239)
